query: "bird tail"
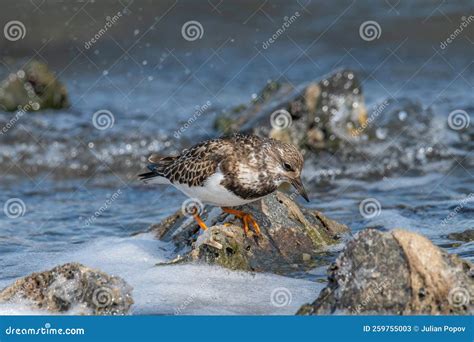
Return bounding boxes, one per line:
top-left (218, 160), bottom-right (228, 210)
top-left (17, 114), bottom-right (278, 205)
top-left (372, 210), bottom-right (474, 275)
top-left (138, 154), bottom-right (177, 184)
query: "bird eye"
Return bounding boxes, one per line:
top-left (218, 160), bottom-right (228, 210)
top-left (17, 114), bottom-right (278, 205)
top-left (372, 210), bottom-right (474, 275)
top-left (283, 163), bottom-right (293, 172)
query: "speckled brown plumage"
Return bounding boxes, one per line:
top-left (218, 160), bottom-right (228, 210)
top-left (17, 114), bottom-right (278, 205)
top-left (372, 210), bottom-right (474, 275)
top-left (139, 134), bottom-right (307, 202)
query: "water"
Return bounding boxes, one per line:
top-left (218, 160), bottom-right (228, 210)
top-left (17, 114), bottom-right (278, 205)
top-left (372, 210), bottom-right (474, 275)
top-left (0, 1), bottom-right (473, 314)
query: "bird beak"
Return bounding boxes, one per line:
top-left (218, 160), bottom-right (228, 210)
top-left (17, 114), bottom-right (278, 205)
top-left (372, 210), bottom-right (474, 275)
top-left (291, 177), bottom-right (310, 202)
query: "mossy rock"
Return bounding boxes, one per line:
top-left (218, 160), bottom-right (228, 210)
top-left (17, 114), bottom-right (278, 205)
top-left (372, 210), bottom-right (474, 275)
top-left (151, 191), bottom-right (349, 274)
top-left (0, 60), bottom-right (69, 112)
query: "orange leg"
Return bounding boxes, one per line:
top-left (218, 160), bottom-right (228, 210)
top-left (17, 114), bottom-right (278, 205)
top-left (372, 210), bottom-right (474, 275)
top-left (193, 213), bottom-right (208, 231)
top-left (221, 207), bottom-right (261, 236)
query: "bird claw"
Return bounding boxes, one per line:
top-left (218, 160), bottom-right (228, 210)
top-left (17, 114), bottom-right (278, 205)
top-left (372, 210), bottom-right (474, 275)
top-left (243, 214), bottom-right (261, 236)
top-left (221, 207), bottom-right (261, 236)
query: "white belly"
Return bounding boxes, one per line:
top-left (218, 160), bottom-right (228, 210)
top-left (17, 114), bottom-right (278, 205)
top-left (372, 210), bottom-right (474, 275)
top-left (172, 171), bottom-right (259, 207)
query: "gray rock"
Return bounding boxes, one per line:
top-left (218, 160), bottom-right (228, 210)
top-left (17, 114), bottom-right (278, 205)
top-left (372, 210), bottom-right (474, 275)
top-left (0, 263), bottom-right (133, 315)
top-left (151, 191), bottom-right (349, 274)
top-left (297, 229), bottom-right (474, 315)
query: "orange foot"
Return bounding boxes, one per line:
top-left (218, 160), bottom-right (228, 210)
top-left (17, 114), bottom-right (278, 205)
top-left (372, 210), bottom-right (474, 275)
top-left (192, 213), bottom-right (208, 231)
top-left (221, 207), bottom-right (261, 236)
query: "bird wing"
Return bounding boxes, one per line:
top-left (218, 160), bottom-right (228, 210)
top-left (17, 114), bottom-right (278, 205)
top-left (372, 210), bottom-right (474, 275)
top-left (139, 138), bottom-right (231, 187)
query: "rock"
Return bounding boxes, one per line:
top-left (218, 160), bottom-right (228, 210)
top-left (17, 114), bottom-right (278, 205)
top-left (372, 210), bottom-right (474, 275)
top-left (212, 71), bottom-right (446, 178)
top-left (297, 229), bottom-right (474, 315)
top-left (214, 69), bottom-right (367, 152)
top-left (0, 263), bottom-right (133, 315)
top-left (447, 229), bottom-right (474, 243)
top-left (150, 191), bottom-right (349, 274)
top-left (0, 61), bottom-right (69, 112)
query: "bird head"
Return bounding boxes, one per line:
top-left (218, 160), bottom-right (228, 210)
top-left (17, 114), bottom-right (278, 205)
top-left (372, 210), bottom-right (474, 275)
top-left (266, 140), bottom-right (309, 202)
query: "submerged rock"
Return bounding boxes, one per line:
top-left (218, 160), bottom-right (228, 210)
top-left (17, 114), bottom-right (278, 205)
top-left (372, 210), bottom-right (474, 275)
top-left (151, 191), bottom-right (349, 274)
top-left (0, 60), bottom-right (69, 112)
top-left (0, 263), bottom-right (133, 315)
top-left (297, 229), bottom-right (474, 315)
top-left (447, 229), bottom-right (474, 243)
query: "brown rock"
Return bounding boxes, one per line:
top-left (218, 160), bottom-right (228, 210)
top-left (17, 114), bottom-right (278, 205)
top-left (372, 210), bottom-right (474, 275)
top-left (297, 229), bottom-right (473, 315)
top-left (151, 191), bottom-right (349, 274)
top-left (0, 263), bottom-right (133, 315)
top-left (214, 69), bottom-right (367, 152)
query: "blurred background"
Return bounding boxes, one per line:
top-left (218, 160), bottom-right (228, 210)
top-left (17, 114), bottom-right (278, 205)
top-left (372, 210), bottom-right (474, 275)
top-left (0, 0), bottom-right (472, 314)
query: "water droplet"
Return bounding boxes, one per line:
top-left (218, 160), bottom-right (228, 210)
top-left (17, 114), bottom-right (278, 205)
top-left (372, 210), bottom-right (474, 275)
top-left (375, 128), bottom-right (388, 140)
top-left (103, 70), bottom-right (109, 76)
top-left (398, 110), bottom-right (407, 121)
top-left (134, 29), bottom-right (140, 36)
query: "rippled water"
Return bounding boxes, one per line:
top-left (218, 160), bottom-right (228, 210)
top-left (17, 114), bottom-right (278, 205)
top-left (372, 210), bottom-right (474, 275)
top-left (0, 1), bottom-right (473, 314)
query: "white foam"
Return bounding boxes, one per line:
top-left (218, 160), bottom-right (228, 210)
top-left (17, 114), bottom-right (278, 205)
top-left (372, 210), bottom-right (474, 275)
top-left (0, 234), bottom-right (323, 315)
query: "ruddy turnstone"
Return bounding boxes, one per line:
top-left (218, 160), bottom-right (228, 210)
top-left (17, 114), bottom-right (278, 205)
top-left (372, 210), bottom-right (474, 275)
top-left (139, 134), bottom-right (308, 235)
